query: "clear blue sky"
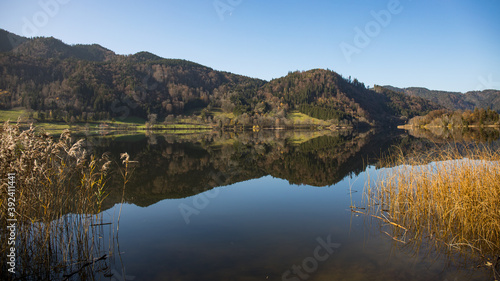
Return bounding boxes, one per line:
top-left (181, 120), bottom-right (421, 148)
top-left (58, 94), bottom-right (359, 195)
top-left (1, 0), bottom-right (499, 92)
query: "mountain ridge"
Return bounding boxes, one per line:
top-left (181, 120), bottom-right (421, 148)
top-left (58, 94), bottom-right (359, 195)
top-left (381, 85), bottom-right (500, 112)
top-left (0, 28), bottom-right (498, 127)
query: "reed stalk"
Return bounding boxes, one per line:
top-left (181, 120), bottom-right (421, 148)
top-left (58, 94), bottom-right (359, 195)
top-left (0, 122), bottom-right (130, 280)
top-left (362, 143), bottom-right (500, 278)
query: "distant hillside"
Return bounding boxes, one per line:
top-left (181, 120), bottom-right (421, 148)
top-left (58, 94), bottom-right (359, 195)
top-left (0, 29), bottom-right (457, 126)
top-left (0, 29), bottom-right (28, 52)
top-left (0, 29), bottom-right (264, 120)
top-left (0, 51), bottom-right (264, 120)
top-left (259, 70), bottom-right (441, 126)
top-left (382, 85), bottom-right (500, 112)
top-left (464, 90), bottom-right (500, 111)
top-left (3, 34), bottom-right (116, 62)
top-left (130, 51), bottom-right (165, 62)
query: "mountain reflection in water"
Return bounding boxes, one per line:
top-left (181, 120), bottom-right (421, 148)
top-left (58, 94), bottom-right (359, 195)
top-left (79, 129), bottom-right (495, 281)
top-left (90, 129), bottom-right (417, 209)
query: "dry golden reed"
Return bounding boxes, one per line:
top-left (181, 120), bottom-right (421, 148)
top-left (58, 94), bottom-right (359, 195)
top-left (0, 122), bottom-right (128, 280)
top-left (363, 143), bottom-right (500, 277)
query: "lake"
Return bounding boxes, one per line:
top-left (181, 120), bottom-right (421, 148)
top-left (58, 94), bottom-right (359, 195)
top-left (78, 129), bottom-right (495, 280)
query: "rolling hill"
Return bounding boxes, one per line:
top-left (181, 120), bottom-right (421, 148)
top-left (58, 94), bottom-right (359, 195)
top-left (3, 28), bottom-right (496, 127)
top-left (382, 85), bottom-right (500, 112)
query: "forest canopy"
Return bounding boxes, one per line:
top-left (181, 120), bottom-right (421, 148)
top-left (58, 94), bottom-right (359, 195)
top-left (1, 29), bottom-right (498, 128)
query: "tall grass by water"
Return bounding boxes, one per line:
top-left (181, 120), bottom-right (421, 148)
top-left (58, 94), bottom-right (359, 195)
top-left (360, 144), bottom-right (500, 279)
top-left (0, 122), bottom-right (132, 280)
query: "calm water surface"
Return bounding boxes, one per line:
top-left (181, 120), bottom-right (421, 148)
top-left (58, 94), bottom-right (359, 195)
top-left (87, 129), bottom-right (492, 281)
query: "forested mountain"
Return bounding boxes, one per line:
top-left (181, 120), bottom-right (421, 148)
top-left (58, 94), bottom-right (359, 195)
top-left (0, 29), bottom-right (456, 126)
top-left (12, 36), bottom-right (116, 62)
top-left (257, 71), bottom-right (440, 126)
top-left (0, 30), bottom-right (265, 122)
top-left (0, 29), bottom-right (28, 52)
top-left (465, 90), bottom-right (500, 111)
top-left (382, 85), bottom-right (500, 112)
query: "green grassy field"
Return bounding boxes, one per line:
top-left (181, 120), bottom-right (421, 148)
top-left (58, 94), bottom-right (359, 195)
top-left (211, 109), bottom-right (236, 120)
top-left (287, 111), bottom-right (332, 126)
top-left (0, 108), bottom-right (29, 122)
